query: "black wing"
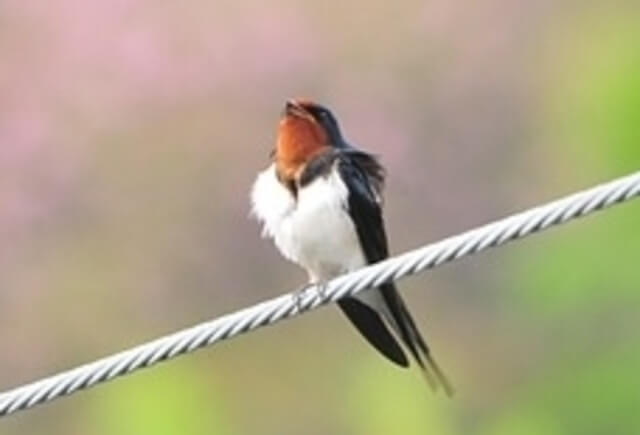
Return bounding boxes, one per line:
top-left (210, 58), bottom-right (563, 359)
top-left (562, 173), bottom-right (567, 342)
top-left (336, 151), bottom-right (453, 395)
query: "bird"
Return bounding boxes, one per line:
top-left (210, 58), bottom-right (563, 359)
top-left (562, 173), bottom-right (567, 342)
top-left (251, 98), bottom-right (452, 395)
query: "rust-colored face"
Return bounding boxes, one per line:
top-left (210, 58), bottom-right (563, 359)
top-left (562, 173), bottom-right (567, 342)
top-left (275, 99), bottom-right (329, 181)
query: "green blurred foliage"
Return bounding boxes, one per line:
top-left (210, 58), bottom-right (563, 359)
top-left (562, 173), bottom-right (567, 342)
top-left (486, 348), bottom-right (640, 435)
top-left (545, 8), bottom-right (640, 176)
top-left (1, 2), bottom-right (639, 435)
top-left (517, 6), bottom-right (640, 316)
top-left (87, 362), bottom-right (232, 435)
top-left (503, 6), bottom-right (640, 434)
top-left (344, 359), bottom-right (454, 435)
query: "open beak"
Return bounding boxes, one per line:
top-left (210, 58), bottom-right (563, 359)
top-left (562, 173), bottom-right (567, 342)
top-left (283, 99), bottom-right (311, 120)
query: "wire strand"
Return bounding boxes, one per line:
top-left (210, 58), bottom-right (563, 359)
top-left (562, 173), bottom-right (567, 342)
top-left (1, 171), bottom-right (639, 417)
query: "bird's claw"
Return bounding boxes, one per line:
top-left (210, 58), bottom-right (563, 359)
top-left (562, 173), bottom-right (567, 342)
top-left (292, 282), bottom-right (328, 312)
top-left (292, 283), bottom-right (313, 312)
top-left (315, 282), bottom-right (328, 301)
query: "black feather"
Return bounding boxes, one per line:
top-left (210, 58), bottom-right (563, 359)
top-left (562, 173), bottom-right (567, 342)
top-left (335, 150), bottom-right (453, 395)
top-left (338, 298), bottom-right (409, 367)
top-left (298, 151), bottom-right (336, 187)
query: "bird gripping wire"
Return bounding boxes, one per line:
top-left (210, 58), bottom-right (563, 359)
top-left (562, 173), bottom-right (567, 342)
top-left (1, 170), bottom-right (639, 417)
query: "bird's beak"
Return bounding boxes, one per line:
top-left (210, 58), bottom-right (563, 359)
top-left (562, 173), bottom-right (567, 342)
top-left (283, 99), bottom-right (310, 120)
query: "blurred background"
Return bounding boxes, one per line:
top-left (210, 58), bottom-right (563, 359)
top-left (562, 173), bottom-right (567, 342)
top-left (1, 1), bottom-right (639, 434)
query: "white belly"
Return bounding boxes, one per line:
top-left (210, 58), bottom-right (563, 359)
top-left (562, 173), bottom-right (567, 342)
top-left (251, 164), bottom-right (366, 282)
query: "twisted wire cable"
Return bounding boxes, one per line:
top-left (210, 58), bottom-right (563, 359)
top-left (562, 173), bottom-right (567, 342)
top-left (1, 171), bottom-right (639, 417)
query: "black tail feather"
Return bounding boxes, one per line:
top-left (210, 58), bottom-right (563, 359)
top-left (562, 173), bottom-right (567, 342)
top-left (338, 297), bottom-right (409, 368)
top-left (381, 283), bottom-right (454, 396)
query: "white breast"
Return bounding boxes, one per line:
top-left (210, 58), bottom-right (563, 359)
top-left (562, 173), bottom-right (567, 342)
top-left (251, 163), bottom-right (366, 282)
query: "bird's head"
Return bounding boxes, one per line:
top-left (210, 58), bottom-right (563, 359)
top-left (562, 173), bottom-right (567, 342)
top-left (275, 98), bottom-right (345, 180)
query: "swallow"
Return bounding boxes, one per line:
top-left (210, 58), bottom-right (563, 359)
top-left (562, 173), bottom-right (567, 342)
top-left (251, 98), bottom-right (452, 395)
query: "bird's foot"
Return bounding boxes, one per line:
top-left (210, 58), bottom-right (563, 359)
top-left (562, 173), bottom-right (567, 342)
top-left (315, 282), bottom-right (329, 301)
top-left (292, 283), bottom-right (314, 312)
top-left (292, 282), bottom-right (328, 312)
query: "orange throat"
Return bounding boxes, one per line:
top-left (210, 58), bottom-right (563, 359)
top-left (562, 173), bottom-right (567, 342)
top-left (275, 115), bottom-right (328, 181)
